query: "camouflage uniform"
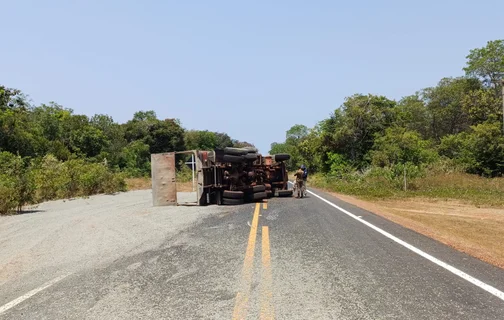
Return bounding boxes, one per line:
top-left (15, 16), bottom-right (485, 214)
top-left (294, 168), bottom-right (305, 196)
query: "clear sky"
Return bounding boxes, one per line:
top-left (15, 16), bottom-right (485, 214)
top-left (1, 0), bottom-right (503, 153)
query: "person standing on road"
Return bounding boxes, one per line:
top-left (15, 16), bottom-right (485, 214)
top-left (294, 166), bottom-right (305, 198)
top-left (301, 164), bottom-right (308, 181)
top-left (300, 164), bottom-right (308, 196)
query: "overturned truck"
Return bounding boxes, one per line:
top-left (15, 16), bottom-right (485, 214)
top-left (151, 147), bottom-right (293, 206)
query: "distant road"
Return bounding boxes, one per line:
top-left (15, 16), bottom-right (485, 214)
top-left (1, 188), bottom-right (504, 319)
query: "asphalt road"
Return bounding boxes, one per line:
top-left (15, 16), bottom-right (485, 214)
top-left (1, 188), bottom-right (504, 319)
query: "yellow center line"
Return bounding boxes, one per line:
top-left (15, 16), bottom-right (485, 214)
top-left (260, 226), bottom-right (275, 320)
top-left (232, 203), bottom-right (261, 320)
top-left (263, 201), bottom-right (268, 210)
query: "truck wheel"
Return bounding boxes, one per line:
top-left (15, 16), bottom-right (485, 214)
top-left (215, 190), bottom-right (223, 205)
top-left (253, 191), bottom-right (267, 200)
top-left (264, 183), bottom-right (272, 190)
top-left (273, 154), bottom-right (290, 162)
top-left (223, 190), bottom-right (244, 199)
top-left (277, 190), bottom-right (293, 197)
top-left (223, 154), bottom-right (244, 163)
top-left (222, 198), bottom-right (244, 205)
top-left (224, 147), bottom-right (248, 156)
top-left (244, 147), bottom-right (258, 153)
top-left (244, 153), bottom-right (259, 161)
top-left (252, 185), bottom-right (266, 193)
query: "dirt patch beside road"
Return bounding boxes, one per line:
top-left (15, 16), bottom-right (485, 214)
top-left (329, 192), bottom-right (504, 269)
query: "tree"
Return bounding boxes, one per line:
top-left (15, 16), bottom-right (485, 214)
top-left (371, 127), bottom-right (437, 167)
top-left (269, 142), bottom-right (291, 155)
top-left (394, 95), bottom-right (431, 139)
top-left (70, 126), bottom-right (108, 158)
top-left (214, 132), bottom-right (234, 149)
top-left (439, 121), bottom-right (504, 177)
top-left (464, 40), bottom-right (504, 93)
top-left (90, 114), bottom-right (127, 166)
top-left (148, 119), bottom-right (185, 154)
top-left (184, 130), bottom-right (218, 150)
top-left (286, 124), bottom-right (309, 142)
top-left (120, 141), bottom-right (151, 177)
top-left (297, 126), bottom-right (324, 172)
top-left (320, 94), bottom-right (396, 168)
top-left (422, 77), bottom-right (481, 139)
top-left (123, 111), bottom-right (185, 154)
top-left (462, 89), bottom-right (502, 125)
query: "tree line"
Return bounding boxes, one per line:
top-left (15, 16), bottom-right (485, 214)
top-left (270, 40), bottom-right (504, 181)
top-left (0, 89), bottom-right (253, 213)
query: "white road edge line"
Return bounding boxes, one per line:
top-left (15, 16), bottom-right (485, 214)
top-left (290, 182), bottom-right (504, 301)
top-left (0, 273), bottom-right (71, 315)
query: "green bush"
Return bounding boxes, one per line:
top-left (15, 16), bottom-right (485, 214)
top-left (439, 121), bottom-right (504, 176)
top-left (33, 154), bottom-right (65, 201)
top-left (0, 153), bottom-right (129, 214)
top-left (0, 178), bottom-right (18, 214)
top-left (0, 152), bottom-right (36, 214)
top-left (176, 160), bottom-right (193, 183)
top-left (102, 171), bottom-right (127, 194)
top-left (326, 152), bottom-right (354, 179)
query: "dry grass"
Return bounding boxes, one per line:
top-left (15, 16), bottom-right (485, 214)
top-left (126, 177), bottom-right (152, 191)
top-left (330, 193), bottom-right (504, 269)
top-left (412, 173), bottom-right (504, 207)
top-left (125, 178), bottom-right (194, 192)
top-left (176, 182), bottom-right (195, 192)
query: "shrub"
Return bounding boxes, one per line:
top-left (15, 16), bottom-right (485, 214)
top-left (102, 171), bottom-right (128, 194)
top-left (0, 152), bottom-right (35, 213)
top-left (0, 178), bottom-right (17, 214)
top-left (33, 154), bottom-right (64, 201)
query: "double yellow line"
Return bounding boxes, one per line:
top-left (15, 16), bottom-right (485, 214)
top-left (232, 202), bottom-right (274, 320)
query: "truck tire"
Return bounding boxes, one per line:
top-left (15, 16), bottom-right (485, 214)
top-left (244, 153), bottom-right (258, 161)
top-left (224, 147), bottom-right (248, 156)
top-left (252, 185), bottom-right (266, 193)
top-left (253, 191), bottom-right (267, 200)
top-left (273, 154), bottom-right (290, 162)
top-left (264, 183), bottom-right (272, 190)
top-left (222, 198), bottom-right (244, 205)
top-left (244, 147), bottom-right (258, 153)
top-left (223, 190), bottom-right (244, 199)
top-left (223, 154), bottom-right (244, 163)
top-left (277, 190), bottom-right (293, 197)
top-left (215, 190), bottom-right (223, 205)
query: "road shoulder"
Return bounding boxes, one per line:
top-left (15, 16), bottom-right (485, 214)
top-left (315, 189), bottom-right (504, 269)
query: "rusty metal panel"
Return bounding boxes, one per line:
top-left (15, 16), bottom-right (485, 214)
top-left (196, 152), bottom-right (205, 205)
top-left (151, 153), bottom-right (177, 206)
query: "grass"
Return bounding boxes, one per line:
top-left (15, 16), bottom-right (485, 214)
top-left (126, 177), bottom-right (151, 191)
top-left (125, 165), bottom-right (194, 192)
top-left (125, 177), bottom-right (194, 192)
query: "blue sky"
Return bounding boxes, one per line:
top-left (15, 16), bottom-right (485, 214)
top-left (1, 0), bottom-right (503, 153)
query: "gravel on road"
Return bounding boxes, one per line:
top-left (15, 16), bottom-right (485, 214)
top-left (0, 190), bottom-right (228, 305)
